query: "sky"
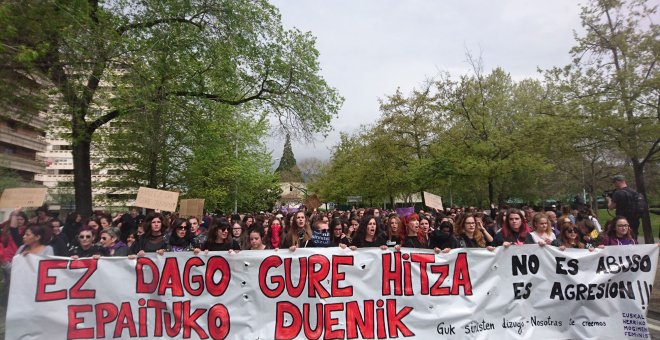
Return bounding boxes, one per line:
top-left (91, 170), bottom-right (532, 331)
top-left (267, 0), bottom-right (586, 164)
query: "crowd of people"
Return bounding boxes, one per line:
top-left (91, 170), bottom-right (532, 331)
top-left (0, 203), bottom-right (639, 259)
top-left (0, 199), bottom-right (645, 304)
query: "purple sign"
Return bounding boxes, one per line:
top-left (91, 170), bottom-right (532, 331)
top-left (396, 207), bottom-right (415, 218)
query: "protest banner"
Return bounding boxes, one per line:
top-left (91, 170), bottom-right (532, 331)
top-left (179, 199), bottom-right (205, 218)
top-left (7, 245), bottom-right (658, 339)
top-left (423, 191), bottom-right (443, 210)
top-left (0, 187), bottom-right (48, 208)
top-left (134, 187), bottom-right (179, 212)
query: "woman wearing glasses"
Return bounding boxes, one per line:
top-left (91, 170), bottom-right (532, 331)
top-left (70, 226), bottom-right (104, 259)
top-left (551, 222), bottom-right (585, 250)
top-left (168, 218), bottom-right (196, 252)
top-left (197, 217), bottom-right (240, 252)
top-left (99, 227), bottom-right (129, 256)
top-left (453, 213), bottom-right (492, 249)
top-left (602, 216), bottom-right (637, 246)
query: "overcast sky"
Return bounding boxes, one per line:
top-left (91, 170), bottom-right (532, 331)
top-left (267, 0), bottom-right (586, 164)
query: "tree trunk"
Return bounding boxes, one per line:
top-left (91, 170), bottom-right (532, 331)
top-left (73, 137), bottom-right (93, 217)
top-left (488, 177), bottom-right (495, 205)
top-left (589, 187), bottom-right (598, 217)
top-left (632, 159), bottom-right (653, 244)
top-left (147, 153), bottom-right (158, 188)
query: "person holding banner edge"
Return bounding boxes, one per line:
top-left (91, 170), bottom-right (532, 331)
top-left (129, 212), bottom-right (168, 256)
top-left (197, 217), bottom-right (240, 253)
top-left (348, 215), bottom-right (387, 250)
top-left (492, 208), bottom-right (535, 247)
top-left (281, 211), bottom-right (313, 251)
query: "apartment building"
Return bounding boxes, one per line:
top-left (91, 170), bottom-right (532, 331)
top-left (35, 124), bottom-right (133, 211)
top-left (0, 113), bottom-right (47, 182)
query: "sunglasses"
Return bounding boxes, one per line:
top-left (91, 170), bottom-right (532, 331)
top-left (566, 229), bottom-right (578, 234)
top-left (100, 236), bottom-right (109, 241)
top-left (177, 226), bottom-right (188, 230)
top-left (79, 235), bottom-right (93, 239)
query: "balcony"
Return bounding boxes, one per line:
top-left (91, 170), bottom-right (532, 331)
top-left (38, 149), bottom-right (73, 158)
top-left (0, 112), bottom-right (48, 130)
top-left (34, 173), bottom-right (123, 182)
top-left (0, 128), bottom-right (47, 152)
top-left (0, 153), bottom-right (45, 174)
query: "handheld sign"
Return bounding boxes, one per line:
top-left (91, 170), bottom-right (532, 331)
top-left (423, 191), bottom-right (443, 210)
top-left (304, 194), bottom-right (322, 210)
top-left (179, 199), bottom-right (205, 218)
top-left (135, 187), bottom-right (179, 212)
top-left (0, 188), bottom-right (48, 208)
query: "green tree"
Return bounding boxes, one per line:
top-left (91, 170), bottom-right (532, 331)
top-left (182, 106), bottom-right (281, 213)
top-left (0, 0), bottom-right (342, 216)
top-left (276, 134), bottom-right (303, 182)
top-left (544, 0), bottom-right (659, 242)
top-left (378, 84), bottom-right (445, 206)
top-left (436, 66), bottom-right (552, 205)
top-left (311, 133), bottom-right (364, 204)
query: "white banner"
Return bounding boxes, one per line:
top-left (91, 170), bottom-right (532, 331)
top-left (7, 245), bottom-right (658, 339)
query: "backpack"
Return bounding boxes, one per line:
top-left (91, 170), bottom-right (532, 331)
top-left (623, 188), bottom-right (647, 218)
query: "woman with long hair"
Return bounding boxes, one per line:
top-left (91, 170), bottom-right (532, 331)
top-left (84, 218), bottom-right (102, 244)
top-left (385, 215), bottom-right (403, 247)
top-left (329, 218), bottom-right (350, 246)
top-left (417, 215), bottom-right (431, 248)
top-left (199, 218), bottom-right (240, 252)
top-left (63, 211), bottom-right (83, 242)
top-left (345, 217), bottom-right (359, 243)
top-left (248, 226), bottom-right (268, 250)
top-left (280, 211), bottom-right (313, 250)
top-left (350, 215), bottom-right (386, 249)
top-left (2, 209), bottom-right (28, 265)
top-left (602, 216), bottom-right (637, 246)
top-left (551, 222), bottom-right (585, 250)
top-left (401, 213), bottom-right (425, 248)
top-left (265, 216), bottom-right (284, 249)
top-left (492, 208), bottom-right (535, 247)
top-left (453, 213), bottom-right (490, 248)
top-left (529, 212), bottom-right (556, 245)
top-left (130, 213), bottom-right (168, 256)
top-left (168, 218), bottom-right (196, 252)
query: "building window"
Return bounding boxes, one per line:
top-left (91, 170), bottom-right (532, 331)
top-left (2, 145), bottom-right (16, 154)
top-left (7, 121), bottom-right (17, 132)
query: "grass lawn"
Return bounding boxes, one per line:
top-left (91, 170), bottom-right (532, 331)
top-left (596, 209), bottom-right (660, 240)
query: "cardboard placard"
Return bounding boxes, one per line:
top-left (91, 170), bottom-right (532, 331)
top-left (304, 194), bottom-right (321, 210)
top-left (179, 199), bottom-right (205, 218)
top-left (0, 188), bottom-right (48, 208)
top-left (423, 191), bottom-right (443, 210)
top-left (134, 187), bottom-right (179, 212)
